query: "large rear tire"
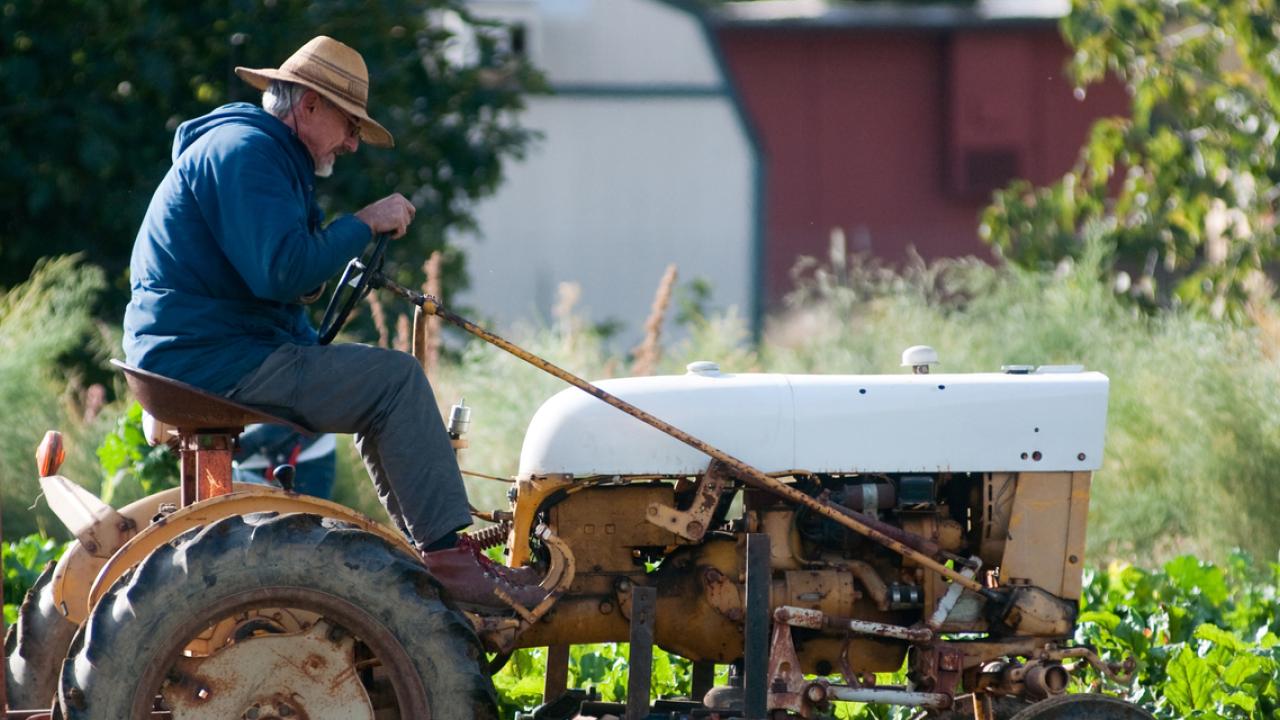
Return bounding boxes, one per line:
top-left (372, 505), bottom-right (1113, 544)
top-left (58, 512), bottom-right (497, 719)
top-left (4, 562), bottom-right (78, 710)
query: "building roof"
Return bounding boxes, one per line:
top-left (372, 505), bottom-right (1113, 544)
top-left (710, 0), bottom-right (1070, 29)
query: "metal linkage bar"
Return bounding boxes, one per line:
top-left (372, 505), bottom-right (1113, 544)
top-left (826, 686), bottom-right (952, 709)
top-left (544, 644), bottom-right (570, 706)
top-left (388, 286), bottom-right (991, 599)
top-left (627, 586), bottom-right (657, 720)
top-left (690, 661), bottom-right (716, 705)
top-left (774, 606), bottom-right (933, 643)
top-left (744, 533), bottom-right (770, 720)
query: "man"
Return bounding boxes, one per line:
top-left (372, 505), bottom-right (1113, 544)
top-left (123, 36), bottom-right (541, 610)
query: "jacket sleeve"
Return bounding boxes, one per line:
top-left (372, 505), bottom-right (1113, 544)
top-left (185, 129), bottom-right (373, 303)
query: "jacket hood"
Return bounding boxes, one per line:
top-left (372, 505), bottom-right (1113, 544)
top-left (172, 103), bottom-right (313, 173)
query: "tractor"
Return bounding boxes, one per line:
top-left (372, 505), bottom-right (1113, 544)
top-left (3, 238), bottom-right (1151, 719)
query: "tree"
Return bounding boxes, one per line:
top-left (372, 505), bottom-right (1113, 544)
top-left (980, 0), bottom-right (1280, 317)
top-left (0, 0), bottom-right (541, 295)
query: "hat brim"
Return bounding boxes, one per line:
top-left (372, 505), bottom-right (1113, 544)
top-left (235, 66), bottom-right (394, 148)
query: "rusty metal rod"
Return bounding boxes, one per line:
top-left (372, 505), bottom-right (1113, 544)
top-left (826, 686), bottom-right (952, 710)
top-left (378, 277), bottom-right (991, 598)
top-left (775, 606), bottom-right (934, 643)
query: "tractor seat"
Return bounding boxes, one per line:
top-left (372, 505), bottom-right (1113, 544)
top-left (110, 359), bottom-right (310, 435)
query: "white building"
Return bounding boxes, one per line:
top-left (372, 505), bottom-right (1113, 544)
top-left (455, 0), bottom-right (761, 346)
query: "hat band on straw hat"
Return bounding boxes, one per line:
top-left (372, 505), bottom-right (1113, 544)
top-left (285, 51), bottom-right (369, 109)
top-left (235, 35), bottom-right (394, 147)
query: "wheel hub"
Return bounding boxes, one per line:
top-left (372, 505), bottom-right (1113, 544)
top-left (163, 620), bottom-right (375, 720)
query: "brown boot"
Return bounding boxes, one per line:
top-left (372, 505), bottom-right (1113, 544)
top-left (456, 535), bottom-right (543, 586)
top-left (420, 541), bottom-right (547, 612)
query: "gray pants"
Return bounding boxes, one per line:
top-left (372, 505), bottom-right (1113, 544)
top-left (227, 343), bottom-right (472, 548)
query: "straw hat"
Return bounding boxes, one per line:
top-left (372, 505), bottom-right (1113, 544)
top-left (236, 36), bottom-right (394, 148)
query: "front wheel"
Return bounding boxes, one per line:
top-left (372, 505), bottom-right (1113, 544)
top-left (58, 512), bottom-right (497, 719)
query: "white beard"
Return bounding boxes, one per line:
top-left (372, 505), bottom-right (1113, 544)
top-left (314, 156), bottom-right (335, 178)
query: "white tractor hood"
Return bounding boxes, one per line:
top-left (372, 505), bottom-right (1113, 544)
top-left (517, 367), bottom-right (1109, 477)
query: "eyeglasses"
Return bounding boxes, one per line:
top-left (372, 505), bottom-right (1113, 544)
top-left (325, 97), bottom-right (361, 140)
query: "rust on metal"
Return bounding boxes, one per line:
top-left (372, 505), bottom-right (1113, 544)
top-left (189, 433), bottom-right (234, 501)
top-left (462, 520), bottom-right (511, 552)
top-left (700, 566), bottom-right (745, 622)
top-left (774, 606), bottom-right (933, 643)
top-left (1023, 663), bottom-right (1070, 699)
top-left (1044, 646), bottom-right (1135, 684)
top-left (928, 556), bottom-right (982, 630)
top-left (543, 645), bottom-right (570, 706)
top-left (843, 560), bottom-right (891, 611)
top-left (505, 474), bottom-right (575, 567)
top-left (165, 621), bottom-right (372, 719)
top-left (51, 486), bottom-right (183, 625)
top-left (765, 621), bottom-right (808, 715)
top-left (86, 487), bottom-right (415, 614)
top-left (645, 460), bottom-right (732, 541)
top-left (911, 643), bottom-right (966, 697)
top-left (396, 289), bottom-right (991, 597)
top-left (826, 686), bottom-right (952, 709)
top-left (626, 585), bottom-right (657, 720)
top-left (488, 525), bottom-right (575, 642)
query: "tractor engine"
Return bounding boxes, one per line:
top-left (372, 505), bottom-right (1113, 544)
top-left (501, 359), bottom-right (1105, 678)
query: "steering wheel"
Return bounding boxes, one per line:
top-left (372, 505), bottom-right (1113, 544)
top-left (317, 233), bottom-right (390, 345)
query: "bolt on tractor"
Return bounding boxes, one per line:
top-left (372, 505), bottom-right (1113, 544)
top-left (3, 238), bottom-right (1152, 719)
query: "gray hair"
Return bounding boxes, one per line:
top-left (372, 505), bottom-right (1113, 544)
top-left (262, 80), bottom-right (309, 119)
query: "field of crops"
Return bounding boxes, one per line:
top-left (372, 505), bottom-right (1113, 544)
top-left (6, 536), bottom-right (1276, 717)
top-left (4, 251), bottom-right (1280, 715)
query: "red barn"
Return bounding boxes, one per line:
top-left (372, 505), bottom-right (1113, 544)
top-left (709, 0), bottom-right (1130, 303)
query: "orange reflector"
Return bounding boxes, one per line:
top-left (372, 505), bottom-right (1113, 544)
top-left (36, 430), bottom-right (65, 477)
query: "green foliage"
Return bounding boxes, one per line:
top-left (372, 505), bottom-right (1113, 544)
top-left (1, 0), bottom-right (542, 292)
top-left (1077, 552), bottom-right (1280, 718)
top-left (343, 234), bottom-right (1280, 560)
top-left (486, 555), bottom-right (1275, 717)
top-left (96, 402), bottom-right (178, 506)
top-left (981, 0), bottom-right (1280, 316)
top-left (769, 237), bottom-right (1280, 560)
top-left (2, 534), bottom-right (68, 625)
top-left (492, 644), bottom-right (705, 717)
top-left (0, 256), bottom-right (117, 539)
top-left (430, 314), bottom-right (619, 510)
top-left (484, 650), bottom-right (892, 718)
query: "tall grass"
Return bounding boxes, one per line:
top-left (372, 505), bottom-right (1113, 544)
top-left (393, 240), bottom-right (1280, 563)
top-left (769, 238), bottom-right (1280, 561)
top-left (0, 256), bottom-right (119, 539)
top-left (5, 251), bottom-right (1278, 562)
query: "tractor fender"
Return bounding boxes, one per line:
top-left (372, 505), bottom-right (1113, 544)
top-left (52, 485), bottom-right (412, 623)
top-left (51, 485), bottom-right (183, 625)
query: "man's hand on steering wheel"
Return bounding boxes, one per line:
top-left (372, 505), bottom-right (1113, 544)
top-left (318, 193), bottom-right (415, 345)
top-left (355, 193), bottom-right (415, 239)
top-left (317, 233), bottom-right (391, 345)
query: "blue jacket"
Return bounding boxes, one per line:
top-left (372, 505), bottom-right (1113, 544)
top-left (124, 103), bottom-right (372, 394)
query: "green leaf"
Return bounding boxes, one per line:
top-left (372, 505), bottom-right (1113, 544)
top-left (1219, 691), bottom-right (1256, 713)
top-left (1195, 623), bottom-right (1249, 653)
top-left (1079, 610), bottom-right (1123, 631)
top-left (1164, 646), bottom-right (1218, 715)
top-left (1221, 654), bottom-right (1266, 687)
top-left (1165, 556), bottom-right (1230, 607)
